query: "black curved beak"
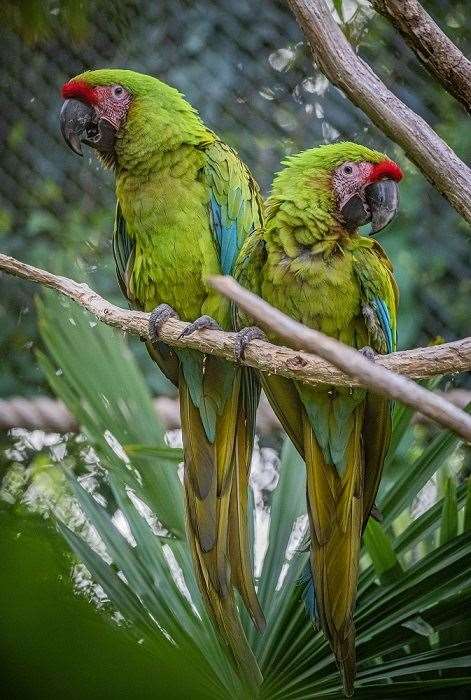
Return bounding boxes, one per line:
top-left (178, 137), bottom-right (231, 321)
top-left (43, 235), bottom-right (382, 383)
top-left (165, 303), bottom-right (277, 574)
top-left (340, 179), bottom-right (399, 234)
top-left (365, 179), bottom-right (399, 233)
top-left (60, 98), bottom-right (94, 156)
top-left (60, 98), bottom-right (116, 156)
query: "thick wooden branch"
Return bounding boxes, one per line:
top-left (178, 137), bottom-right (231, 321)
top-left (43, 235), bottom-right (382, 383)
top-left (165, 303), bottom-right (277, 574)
top-left (286, 0), bottom-right (471, 224)
top-left (1, 253), bottom-right (471, 440)
top-left (371, 0), bottom-right (471, 114)
top-left (210, 276), bottom-right (471, 442)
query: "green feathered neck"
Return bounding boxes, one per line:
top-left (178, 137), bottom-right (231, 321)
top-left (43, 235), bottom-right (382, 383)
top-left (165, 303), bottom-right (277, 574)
top-left (75, 69), bottom-right (215, 174)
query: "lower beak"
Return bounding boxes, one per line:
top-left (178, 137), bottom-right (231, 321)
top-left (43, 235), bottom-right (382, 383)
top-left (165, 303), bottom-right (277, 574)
top-left (60, 98), bottom-right (116, 156)
top-left (340, 179), bottom-right (399, 234)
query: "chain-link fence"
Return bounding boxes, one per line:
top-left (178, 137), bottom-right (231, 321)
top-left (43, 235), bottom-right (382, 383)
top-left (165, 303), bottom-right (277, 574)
top-left (1, 0), bottom-right (470, 396)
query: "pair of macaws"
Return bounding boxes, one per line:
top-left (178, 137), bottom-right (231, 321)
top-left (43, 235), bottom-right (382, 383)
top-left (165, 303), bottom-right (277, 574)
top-left (60, 69), bottom-right (402, 696)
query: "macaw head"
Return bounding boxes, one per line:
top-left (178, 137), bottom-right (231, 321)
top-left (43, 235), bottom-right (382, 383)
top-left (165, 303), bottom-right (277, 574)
top-left (59, 68), bottom-right (199, 167)
top-left (272, 142), bottom-right (403, 234)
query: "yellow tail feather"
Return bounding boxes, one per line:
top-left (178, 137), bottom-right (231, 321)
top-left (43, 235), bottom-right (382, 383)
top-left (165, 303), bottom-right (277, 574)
top-left (229, 408), bottom-right (266, 632)
top-left (185, 495), bottom-right (262, 689)
top-left (304, 410), bottom-right (363, 697)
top-left (179, 371), bottom-right (263, 688)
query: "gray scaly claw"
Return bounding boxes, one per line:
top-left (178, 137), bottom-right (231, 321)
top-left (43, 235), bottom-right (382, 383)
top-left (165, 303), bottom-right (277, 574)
top-left (370, 504), bottom-right (383, 522)
top-left (179, 315), bottom-right (221, 339)
top-left (234, 326), bottom-right (266, 362)
top-left (149, 304), bottom-right (179, 344)
top-left (359, 345), bottom-right (377, 362)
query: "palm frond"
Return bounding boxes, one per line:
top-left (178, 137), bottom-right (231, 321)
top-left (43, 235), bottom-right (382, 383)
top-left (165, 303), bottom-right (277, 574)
top-left (36, 289), bottom-right (471, 698)
top-left (37, 290), bottom-right (245, 697)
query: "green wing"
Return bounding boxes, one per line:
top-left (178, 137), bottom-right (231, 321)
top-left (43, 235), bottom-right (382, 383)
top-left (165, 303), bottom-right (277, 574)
top-left (112, 202), bottom-right (135, 302)
top-left (112, 202), bottom-right (179, 385)
top-left (354, 239), bottom-right (398, 354)
top-left (204, 140), bottom-right (263, 277)
top-left (179, 141), bottom-right (265, 670)
top-left (188, 138), bottom-right (264, 448)
top-left (233, 228), bottom-right (267, 330)
top-left (180, 139), bottom-right (263, 442)
top-left (353, 239), bottom-right (399, 525)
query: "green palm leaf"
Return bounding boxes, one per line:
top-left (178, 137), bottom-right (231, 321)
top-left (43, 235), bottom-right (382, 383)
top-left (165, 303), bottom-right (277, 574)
top-left (33, 289), bottom-right (471, 698)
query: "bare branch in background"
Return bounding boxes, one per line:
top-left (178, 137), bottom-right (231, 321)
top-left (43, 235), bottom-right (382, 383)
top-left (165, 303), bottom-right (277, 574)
top-left (210, 276), bottom-right (471, 442)
top-left (371, 0), bottom-right (471, 114)
top-left (286, 0), bottom-right (471, 224)
top-left (0, 394), bottom-right (280, 435)
top-left (5, 392), bottom-right (471, 435)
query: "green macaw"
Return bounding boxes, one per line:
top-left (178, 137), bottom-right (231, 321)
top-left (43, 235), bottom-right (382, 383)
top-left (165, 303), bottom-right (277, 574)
top-left (236, 143), bottom-right (402, 695)
top-left (59, 69), bottom-right (265, 685)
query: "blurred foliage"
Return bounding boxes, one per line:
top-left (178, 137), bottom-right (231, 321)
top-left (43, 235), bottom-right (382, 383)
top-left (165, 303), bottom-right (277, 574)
top-left (0, 0), bottom-right (470, 398)
top-left (0, 508), bottom-right (210, 700)
top-left (0, 0), bottom-right (137, 44)
top-left (0, 0), bottom-right (90, 43)
top-left (1, 290), bottom-right (471, 697)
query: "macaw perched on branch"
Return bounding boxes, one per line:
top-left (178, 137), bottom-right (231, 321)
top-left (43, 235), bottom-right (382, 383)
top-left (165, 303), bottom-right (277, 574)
top-left (59, 69), bottom-right (265, 686)
top-left (236, 143), bottom-right (402, 695)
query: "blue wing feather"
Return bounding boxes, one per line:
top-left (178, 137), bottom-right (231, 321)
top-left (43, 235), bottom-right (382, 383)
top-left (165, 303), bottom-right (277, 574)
top-left (300, 561), bottom-right (317, 622)
top-left (210, 195), bottom-right (239, 275)
top-left (372, 297), bottom-right (394, 353)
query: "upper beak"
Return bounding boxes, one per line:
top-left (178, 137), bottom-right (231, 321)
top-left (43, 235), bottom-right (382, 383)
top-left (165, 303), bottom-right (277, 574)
top-left (365, 179), bottom-right (399, 233)
top-left (60, 98), bottom-right (116, 156)
top-left (340, 179), bottom-right (399, 234)
top-left (60, 98), bottom-right (95, 156)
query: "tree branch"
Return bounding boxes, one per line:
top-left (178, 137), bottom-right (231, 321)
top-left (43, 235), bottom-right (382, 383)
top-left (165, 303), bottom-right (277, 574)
top-left (4, 390), bottom-right (471, 434)
top-left (371, 0), bottom-right (471, 114)
top-left (210, 276), bottom-right (471, 442)
top-left (286, 0), bottom-right (471, 224)
top-left (1, 252), bottom-right (471, 440)
top-left (0, 394), bottom-right (280, 435)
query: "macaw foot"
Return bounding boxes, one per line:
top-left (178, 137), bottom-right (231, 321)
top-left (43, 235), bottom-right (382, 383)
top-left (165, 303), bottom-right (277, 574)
top-left (149, 304), bottom-right (179, 344)
top-left (179, 315), bottom-right (222, 339)
top-left (359, 345), bottom-right (377, 362)
top-left (370, 504), bottom-right (383, 522)
top-left (234, 326), bottom-right (266, 362)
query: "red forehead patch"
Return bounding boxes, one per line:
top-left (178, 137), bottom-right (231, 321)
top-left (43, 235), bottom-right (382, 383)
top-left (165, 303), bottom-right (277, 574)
top-left (61, 80), bottom-right (98, 105)
top-left (370, 160), bottom-right (403, 183)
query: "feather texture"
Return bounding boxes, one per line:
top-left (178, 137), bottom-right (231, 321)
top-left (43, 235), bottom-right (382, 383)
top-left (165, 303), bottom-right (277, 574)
top-left (237, 142), bottom-right (400, 695)
top-left (81, 68), bottom-right (267, 686)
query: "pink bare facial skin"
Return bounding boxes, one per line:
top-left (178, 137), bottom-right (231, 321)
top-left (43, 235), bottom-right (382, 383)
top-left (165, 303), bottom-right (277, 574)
top-left (62, 80), bottom-right (132, 130)
top-left (332, 160), bottom-right (403, 212)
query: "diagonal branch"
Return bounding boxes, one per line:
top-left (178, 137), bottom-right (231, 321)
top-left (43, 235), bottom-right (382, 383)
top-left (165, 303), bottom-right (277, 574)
top-left (371, 0), bottom-right (471, 114)
top-left (210, 276), bottom-right (471, 442)
top-left (1, 252), bottom-right (471, 440)
top-left (286, 0), bottom-right (471, 224)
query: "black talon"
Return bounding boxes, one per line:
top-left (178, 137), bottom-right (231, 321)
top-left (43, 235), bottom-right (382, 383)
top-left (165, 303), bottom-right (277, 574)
top-left (149, 304), bottom-right (179, 344)
top-left (179, 315), bottom-right (221, 339)
top-left (359, 345), bottom-right (377, 362)
top-left (234, 326), bottom-right (266, 362)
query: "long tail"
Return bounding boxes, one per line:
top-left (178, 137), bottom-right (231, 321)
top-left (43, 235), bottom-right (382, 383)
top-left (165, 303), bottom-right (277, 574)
top-left (229, 368), bottom-right (266, 631)
top-left (303, 409), bottom-right (363, 697)
top-left (262, 375), bottom-right (391, 696)
top-left (179, 363), bottom-right (264, 690)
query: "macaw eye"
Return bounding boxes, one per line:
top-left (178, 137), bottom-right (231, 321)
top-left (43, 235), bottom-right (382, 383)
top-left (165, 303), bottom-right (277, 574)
top-left (112, 85), bottom-right (124, 98)
top-left (343, 164), bottom-right (353, 175)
